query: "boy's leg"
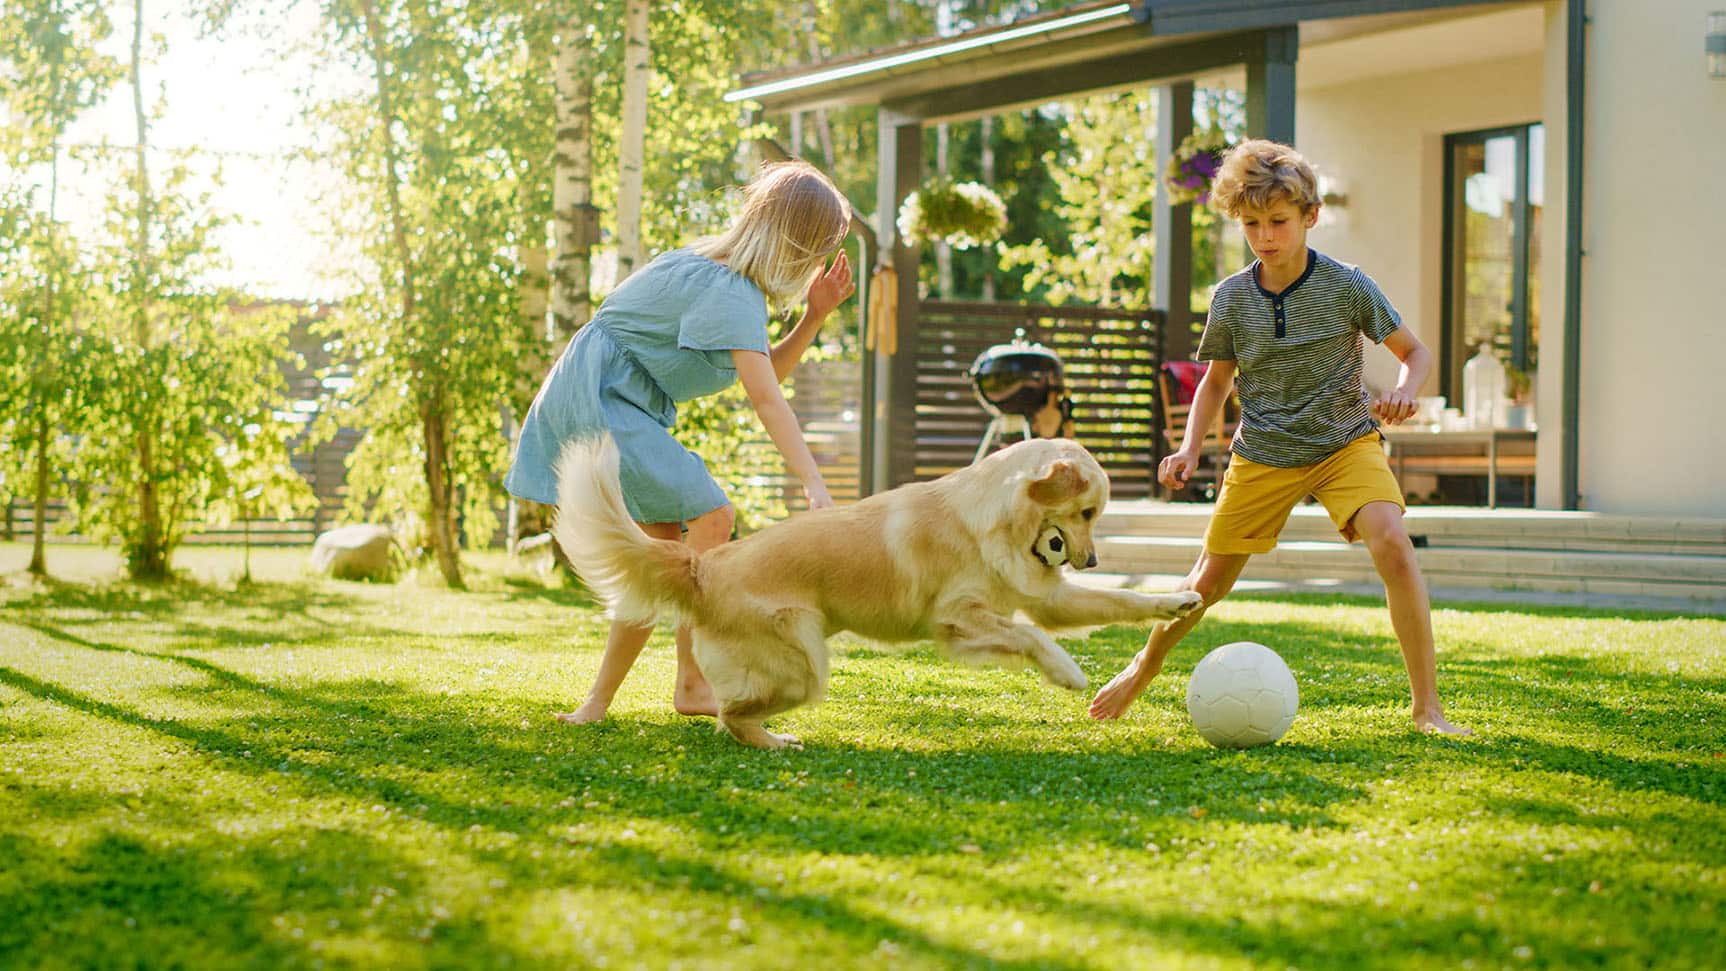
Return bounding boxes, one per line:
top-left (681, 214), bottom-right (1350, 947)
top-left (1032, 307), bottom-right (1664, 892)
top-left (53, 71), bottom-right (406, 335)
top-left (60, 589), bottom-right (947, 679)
top-left (1091, 453), bottom-right (1304, 720)
top-left (557, 519), bottom-right (686, 724)
top-left (1349, 501), bottom-right (1471, 735)
top-left (672, 503), bottom-right (736, 716)
top-left (1089, 551), bottom-right (1252, 719)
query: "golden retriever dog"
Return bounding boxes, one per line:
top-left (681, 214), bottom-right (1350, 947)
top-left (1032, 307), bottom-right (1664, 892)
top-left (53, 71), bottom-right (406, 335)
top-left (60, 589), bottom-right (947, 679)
top-left (553, 435), bottom-right (1203, 749)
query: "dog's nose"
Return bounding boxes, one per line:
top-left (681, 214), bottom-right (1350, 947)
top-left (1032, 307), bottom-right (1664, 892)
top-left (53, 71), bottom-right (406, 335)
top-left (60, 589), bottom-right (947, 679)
top-left (1083, 551), bottom-right (1098, 569)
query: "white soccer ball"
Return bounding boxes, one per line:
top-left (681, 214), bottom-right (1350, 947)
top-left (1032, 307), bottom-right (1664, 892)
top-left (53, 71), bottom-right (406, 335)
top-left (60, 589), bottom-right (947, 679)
top-left (1185, 641), bottom-right (1299, 749)
top-left (1032, 524), bottom-right (1068, 567)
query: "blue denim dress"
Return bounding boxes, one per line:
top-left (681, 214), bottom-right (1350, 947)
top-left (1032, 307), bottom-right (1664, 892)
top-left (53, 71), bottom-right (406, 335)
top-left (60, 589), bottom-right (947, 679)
top-left (506, 249), bottom-right (770, 523)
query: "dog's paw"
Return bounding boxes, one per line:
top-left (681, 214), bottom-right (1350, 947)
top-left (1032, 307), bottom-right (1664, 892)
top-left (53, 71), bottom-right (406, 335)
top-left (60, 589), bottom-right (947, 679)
top-left (1169, 590), bottom-right (1205, 618)
top-left (1040, 651), bottom-right (1089, 692)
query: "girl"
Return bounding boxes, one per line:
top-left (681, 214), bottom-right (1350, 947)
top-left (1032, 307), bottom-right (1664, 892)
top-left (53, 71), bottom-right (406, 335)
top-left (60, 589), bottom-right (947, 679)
top-left (506, 160), bottom-right (855, 724)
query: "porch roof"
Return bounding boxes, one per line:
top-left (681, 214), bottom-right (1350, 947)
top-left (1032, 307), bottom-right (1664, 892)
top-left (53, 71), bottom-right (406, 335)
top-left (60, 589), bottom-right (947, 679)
top-left (726, 0), bottom-right (1524, 121)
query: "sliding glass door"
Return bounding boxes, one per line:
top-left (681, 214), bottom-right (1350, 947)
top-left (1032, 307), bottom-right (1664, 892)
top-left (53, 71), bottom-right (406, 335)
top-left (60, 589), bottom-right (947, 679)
top-left (1441, 124), bottom-right (1544, 403)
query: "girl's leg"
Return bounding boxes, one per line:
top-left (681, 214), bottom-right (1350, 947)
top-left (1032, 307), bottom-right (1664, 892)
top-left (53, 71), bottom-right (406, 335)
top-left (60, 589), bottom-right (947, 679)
top-left (1088, 551), bottom-right (1252, 719)
top-left (1350, 500), bottom-right (1471, 735)
top-left (670, 503), bottom-right (736, 716)
top-left (555, 520), bottom-right (684, 724)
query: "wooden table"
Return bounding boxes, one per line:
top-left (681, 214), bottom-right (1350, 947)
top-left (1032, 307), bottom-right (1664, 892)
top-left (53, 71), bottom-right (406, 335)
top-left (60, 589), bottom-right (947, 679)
top-left (1380, 425), bottom-right (1537, 508)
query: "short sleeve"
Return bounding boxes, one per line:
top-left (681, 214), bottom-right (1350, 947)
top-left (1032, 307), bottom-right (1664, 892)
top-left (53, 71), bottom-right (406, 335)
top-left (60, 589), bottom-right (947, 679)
top-left (1351, 268), bottom-right (1403, 344)
top-left (1196, 290), bottom-right (1236, 361)
top-left (676, 277), bottom-right (770, 356)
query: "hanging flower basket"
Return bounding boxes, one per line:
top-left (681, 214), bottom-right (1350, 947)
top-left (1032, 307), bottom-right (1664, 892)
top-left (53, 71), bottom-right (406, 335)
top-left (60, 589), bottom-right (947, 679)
top-left (1162, 128), bottom-right (1232, 207)
top-left (896, 179), bottom-right (1007, 249)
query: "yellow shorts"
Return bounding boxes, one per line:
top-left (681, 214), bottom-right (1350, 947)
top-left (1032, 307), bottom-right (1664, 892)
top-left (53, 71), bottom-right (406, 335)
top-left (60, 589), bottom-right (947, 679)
top-left (1204, 432), bottom-right (1405, 555)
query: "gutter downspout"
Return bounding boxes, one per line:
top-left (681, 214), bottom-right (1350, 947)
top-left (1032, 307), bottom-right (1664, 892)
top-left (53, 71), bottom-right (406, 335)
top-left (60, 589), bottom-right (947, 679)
top-left (1562, 0), bottom-right (1586, 509)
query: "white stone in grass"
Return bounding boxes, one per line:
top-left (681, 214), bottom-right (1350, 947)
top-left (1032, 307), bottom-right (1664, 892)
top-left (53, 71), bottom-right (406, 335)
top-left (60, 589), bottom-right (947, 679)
top-left (309, 524), bottom-right (398, 581)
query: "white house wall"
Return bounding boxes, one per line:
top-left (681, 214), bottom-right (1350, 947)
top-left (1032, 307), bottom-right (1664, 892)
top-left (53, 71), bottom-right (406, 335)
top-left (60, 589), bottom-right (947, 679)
top-left (1556, 0), bottom-right (1726, 516)
top-left (1294, 52), bottom-right (1544, 407)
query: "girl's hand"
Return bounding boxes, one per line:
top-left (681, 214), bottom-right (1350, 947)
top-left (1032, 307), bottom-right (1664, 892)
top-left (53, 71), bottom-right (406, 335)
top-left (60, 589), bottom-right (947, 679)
top-left (1373, 388), bottom-right (1417, 425)
top-left (804, 480), bottom-right (834, 511)
top-left (804, 251), bottom-right (855, 321)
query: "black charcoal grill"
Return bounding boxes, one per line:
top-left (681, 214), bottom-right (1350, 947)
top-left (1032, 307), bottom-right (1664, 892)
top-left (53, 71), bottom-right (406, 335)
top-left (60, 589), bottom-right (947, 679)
top-left (967, 330), bottom-right (1072, 461)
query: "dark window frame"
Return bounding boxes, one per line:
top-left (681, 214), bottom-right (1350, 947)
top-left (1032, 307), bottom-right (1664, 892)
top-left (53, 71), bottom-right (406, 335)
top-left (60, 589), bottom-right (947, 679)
top-left (1439, 122), bottom-right (1540, 402)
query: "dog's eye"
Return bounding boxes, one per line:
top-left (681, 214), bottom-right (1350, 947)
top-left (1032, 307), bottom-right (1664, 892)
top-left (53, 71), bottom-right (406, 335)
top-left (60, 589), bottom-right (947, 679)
top-left (1082, 508), bottom-right (1096, 521)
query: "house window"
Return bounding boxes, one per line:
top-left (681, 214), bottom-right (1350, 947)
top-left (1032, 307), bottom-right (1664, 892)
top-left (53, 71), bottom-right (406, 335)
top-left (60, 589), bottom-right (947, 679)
top-left (1441, 123), bottom-right (1543, 402)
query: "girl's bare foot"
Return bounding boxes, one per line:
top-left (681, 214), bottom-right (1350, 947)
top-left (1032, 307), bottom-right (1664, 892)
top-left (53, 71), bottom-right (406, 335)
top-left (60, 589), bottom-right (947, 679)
top-left (673, 677), bottom-right (718, 717)
top-left (1413, 708), bottom-right (1473, 735)
top-left (555, 698), bottom-right (609, 724)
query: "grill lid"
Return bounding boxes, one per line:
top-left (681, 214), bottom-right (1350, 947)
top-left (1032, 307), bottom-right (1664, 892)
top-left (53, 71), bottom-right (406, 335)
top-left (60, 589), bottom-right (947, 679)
top-left (968, 331), bottom-right (1064, 418)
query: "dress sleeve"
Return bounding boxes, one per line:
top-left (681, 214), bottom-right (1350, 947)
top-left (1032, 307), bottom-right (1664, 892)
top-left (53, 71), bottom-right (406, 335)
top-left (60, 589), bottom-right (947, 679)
top-left (676, 277), bottom-right (771, 356)
top-left (1351, 268), bottom-right (1404, 344)
top-left (1196, 290), bottom-right (1236, 361)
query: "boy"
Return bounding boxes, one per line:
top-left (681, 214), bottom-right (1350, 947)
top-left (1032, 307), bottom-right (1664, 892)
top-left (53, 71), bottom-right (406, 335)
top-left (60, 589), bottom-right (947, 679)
top-left (1089, 139), bottom-right (1469, 735)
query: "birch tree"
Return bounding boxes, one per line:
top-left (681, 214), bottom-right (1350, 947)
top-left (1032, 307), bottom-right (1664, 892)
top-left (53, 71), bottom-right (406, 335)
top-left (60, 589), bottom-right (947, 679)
top-left (614, 0), bottom-right (649, 280)
top-left (551, 10), bottom-right (595, 338)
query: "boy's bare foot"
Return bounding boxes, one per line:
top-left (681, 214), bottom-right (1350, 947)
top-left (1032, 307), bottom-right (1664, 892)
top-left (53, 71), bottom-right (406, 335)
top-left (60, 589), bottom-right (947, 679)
top-left (673, 679), bottom-right (717, 718)
top-left (555, 698), bottom-right (610, 724)
top-left (1089, 659), bottom-right (1155, 720)
top-left (1413, 708), bottom-right (1473, 736)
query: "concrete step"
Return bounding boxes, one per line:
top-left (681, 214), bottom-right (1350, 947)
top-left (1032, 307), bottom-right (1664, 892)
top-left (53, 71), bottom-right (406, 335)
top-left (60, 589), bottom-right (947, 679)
top-left (1097, 531), bottom-right (1719, 607)
top-left (1100, 502), bottom-right (1726, 557)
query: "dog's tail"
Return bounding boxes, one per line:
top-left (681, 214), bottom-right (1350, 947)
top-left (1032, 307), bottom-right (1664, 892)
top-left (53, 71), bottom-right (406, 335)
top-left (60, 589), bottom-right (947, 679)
top-left (552, 435), bottom-right (699, 626)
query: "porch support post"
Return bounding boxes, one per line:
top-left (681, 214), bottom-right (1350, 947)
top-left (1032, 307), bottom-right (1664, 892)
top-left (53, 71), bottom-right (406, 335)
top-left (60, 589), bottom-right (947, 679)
top-left (1244, 26), bottom-right (1298, 144)
top-left (1154, 80), bottom-right (1195, 361)
top-left (867, 109), bottom-right (922, 494)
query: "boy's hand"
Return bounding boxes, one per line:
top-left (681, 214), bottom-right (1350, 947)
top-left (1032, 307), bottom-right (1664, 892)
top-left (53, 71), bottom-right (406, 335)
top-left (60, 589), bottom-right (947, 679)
top-left (1373, 388), bottom-right (1417, 425)
top-left (804, 252), bottom-right (854, 321)
top-left (1158, 451), bottom-right (1198, 490)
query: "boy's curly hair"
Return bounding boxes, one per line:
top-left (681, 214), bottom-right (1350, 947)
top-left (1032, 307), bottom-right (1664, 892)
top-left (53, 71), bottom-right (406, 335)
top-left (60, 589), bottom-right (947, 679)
top-left (1209, 139), bottom-right (1321, 219)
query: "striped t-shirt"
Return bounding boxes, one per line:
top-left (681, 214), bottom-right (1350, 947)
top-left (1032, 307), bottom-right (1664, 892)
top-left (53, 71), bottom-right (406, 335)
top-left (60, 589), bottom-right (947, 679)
top-left (1197, 249), bottom-right (1402, 467)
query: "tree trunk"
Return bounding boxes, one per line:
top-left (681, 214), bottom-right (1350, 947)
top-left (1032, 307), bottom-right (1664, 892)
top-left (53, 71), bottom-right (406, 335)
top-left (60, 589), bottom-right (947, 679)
top-left (551, 17), bottom-right (594, 339)
top-left (360, 0), bottom-right (461, 587)
top-left (28, 411), bottom-right (49, 576)
top-left (420, 400), bottom-right (462, 585)
top-left (129, 0), bottom-right (166, 580)
top-left (799, 2), bottom-right (835, 170)
top-left (615, 0), bottom-right (649, 280)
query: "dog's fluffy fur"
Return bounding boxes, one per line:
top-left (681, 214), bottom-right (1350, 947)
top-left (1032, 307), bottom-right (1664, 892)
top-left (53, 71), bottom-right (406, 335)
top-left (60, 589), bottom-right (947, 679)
top-left (554, 435), bottom-right (1203, 749)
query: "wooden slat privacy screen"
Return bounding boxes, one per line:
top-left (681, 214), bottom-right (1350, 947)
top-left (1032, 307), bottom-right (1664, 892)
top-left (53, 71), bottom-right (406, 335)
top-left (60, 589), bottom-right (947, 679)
top-left (909, 301), bottom-right (1166, 498)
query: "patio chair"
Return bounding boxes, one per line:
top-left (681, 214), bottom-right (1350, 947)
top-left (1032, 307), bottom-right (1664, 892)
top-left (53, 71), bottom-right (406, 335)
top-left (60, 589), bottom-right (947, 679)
top-left (1156, 361), bottom-right (1237, 501)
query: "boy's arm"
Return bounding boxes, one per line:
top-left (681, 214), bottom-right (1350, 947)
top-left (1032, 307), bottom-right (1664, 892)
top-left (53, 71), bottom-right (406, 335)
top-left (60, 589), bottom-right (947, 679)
top-left (733, 349), bottom-right (832, 509)
top-left (1178, 359), bottom-right (1238, 455)
top-left (1374, 327), bottom-right (1432, 425)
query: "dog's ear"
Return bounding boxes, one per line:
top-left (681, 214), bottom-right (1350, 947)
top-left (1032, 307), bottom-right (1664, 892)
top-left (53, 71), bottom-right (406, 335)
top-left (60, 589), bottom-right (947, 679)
top-left (1028, 460), bottom-right (1085, 506)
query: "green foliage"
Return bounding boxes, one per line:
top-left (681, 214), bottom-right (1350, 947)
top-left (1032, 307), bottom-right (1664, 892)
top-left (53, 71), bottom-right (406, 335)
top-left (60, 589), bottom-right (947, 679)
top-left (998, 90), bottom-right (1160, 309)
top-left (305, 0), bottom-right (553, 561)
top-left (50, 155), bottom-right (308, 578)
top-left (3, 547), bottom-right (1725, 968)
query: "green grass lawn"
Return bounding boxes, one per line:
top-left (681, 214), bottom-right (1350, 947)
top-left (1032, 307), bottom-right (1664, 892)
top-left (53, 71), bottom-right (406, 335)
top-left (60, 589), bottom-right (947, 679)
top-left (2, 542), bottom-right (1723, 969)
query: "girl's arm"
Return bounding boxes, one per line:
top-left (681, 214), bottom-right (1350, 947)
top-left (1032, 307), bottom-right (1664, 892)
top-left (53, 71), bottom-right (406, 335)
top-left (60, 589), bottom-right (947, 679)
top-left (769, 252), bottom-right (854, 382)
top-left (1373, 326), bottom-right (1432, 425)
top-left (733, 349), bottom-right (833, 510)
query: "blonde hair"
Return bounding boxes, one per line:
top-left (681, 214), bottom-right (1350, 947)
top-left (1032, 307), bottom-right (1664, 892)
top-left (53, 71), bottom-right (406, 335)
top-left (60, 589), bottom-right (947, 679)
top-left (691, 160), bottom-right (850, 307)
top-left (1210, 138), bottom-right (1321, 219)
